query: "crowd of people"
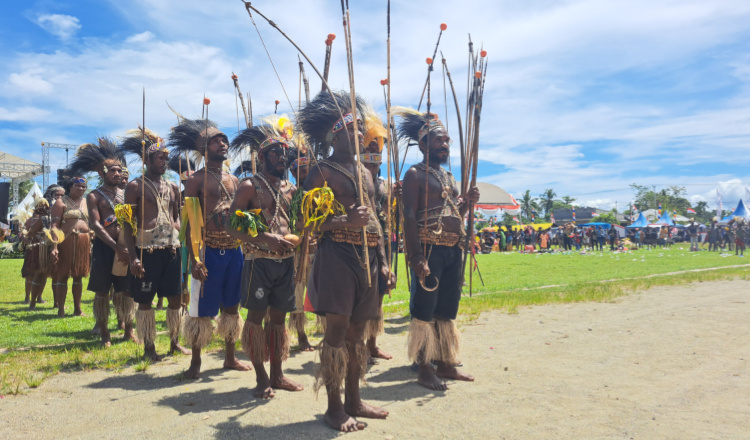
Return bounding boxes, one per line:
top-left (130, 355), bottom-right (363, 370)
top-left (476, 218), bottom-right (749, 255)
top-left (12, 90), bottom-right (480, 432)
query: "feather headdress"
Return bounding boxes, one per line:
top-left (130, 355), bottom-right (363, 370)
top-left (363, 105), bottom-right (387, 154)
top-left (230, 114), bottom-right (294, 158)
top-left (233, 161), bottom-right (254, 178)
top-left (168, 154), bottom-right (196, 181)
top-left (66, 137), bottom-right (125, 178)
top-left (168, 114), bottom-right (226, 163)
top-left (297, 90), bottom-right (366, 158)
top-left (392, 106), bottom-right (444, 144)
top-left (120, 126), bottom-right (167, 160)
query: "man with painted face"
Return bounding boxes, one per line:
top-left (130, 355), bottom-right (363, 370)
top-left (170, 118), bottom-right (251, 379)
top-left (298, 92), bottom-right (395, 432)
top-left (65, 139), bottom-right (136, 346)
top-left (396, 107), bottom-right (479, 391)
top-left (227, 115), bottom-right (304, 398)
top-left (120, 128), bottom-right (190, 362)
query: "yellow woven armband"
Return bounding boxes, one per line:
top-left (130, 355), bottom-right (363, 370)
top-left (114, 204), bottom-right (138, 236)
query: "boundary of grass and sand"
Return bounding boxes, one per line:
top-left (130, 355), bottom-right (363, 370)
top-left (2, 264), bottom-right (749, 395)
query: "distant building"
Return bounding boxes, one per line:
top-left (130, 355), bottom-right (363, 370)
top-left (552, 207), bottom-right (627, 224)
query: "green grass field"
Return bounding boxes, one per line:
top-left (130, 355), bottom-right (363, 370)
top-left (1, 246), bottom-right (748, 394)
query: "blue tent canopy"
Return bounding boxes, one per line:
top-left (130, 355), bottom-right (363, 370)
top-left (579, 222), bottom-right (612, 229)
top-left (655, 211), bottom-right (675, 226)
top-left (626, 212), bottom-right (649, 228)
top-left (722, 199), bottom-right (750, 222)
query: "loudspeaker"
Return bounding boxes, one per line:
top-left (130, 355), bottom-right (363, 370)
top-left (0, 182), bottom-right (10, 223)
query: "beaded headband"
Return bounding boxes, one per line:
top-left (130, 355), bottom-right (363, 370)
top-left (259, 136), bottom-right (289, 153)
top-left (73, 177), bottom-right (87, 185)
top-left (360, 153), bottom-right (382, 164)
top-left (290, 156), bottom-right (309, 170)
top-left (417, 119), bottom-right (445, 141)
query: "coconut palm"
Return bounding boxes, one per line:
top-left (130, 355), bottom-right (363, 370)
top-left (519, 190), bottom-right (540, 223)
top-left (539, 188), bottom-right (556, 219)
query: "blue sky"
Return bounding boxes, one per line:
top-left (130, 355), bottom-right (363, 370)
top-left (2, 0), bottom-right (750, 211)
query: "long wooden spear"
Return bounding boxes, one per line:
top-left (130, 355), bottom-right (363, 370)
top-left (241, 0), bottom-right (374, 283)
top-left (140, 88), bottom-right (146, 266)
top-left (340, 0), bottom-right (371, 286)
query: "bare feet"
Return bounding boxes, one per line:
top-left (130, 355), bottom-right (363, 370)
top-left (223, 357), bottom-right (252, 371)
top-left (325, 409), bottom-right (366, 432)
top-left (101, 335), bottom-right (112, 348)
top-left (29, 303), bottom-right (36, 311)
top-left (254, 377), bottom-right (276, 399)
top-left (74, 311), bottom-right (87, 317)
top-left (368, 346), bottom-right (392, 360)
top-left (123, 328), bottom-right (139, 344)
top-left (91, 324), bottom-right (101, 335)
top-left (169, 342), bottom-right (191, 356)
top-left (184, 359), bottom-right (201, 379)
top-left (436, 364), bottom-right (475, 382)
top-left (345, 401), bottom-right (388, 419)
top-left (297, 334), bottom-right (314, 352)
top-left (271, 375), bottom-right (304, 392)
top-left (418, 365), bottom-right (448, 391)
top-left (37, 299), bottom-right (46, 304)
top-left (143, 346), bottom-right (163, 362)
top-left (57, 309), bottom-right (65, 318)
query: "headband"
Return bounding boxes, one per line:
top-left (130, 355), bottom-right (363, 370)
top-left (73, 177), bottom-right (87, 185)
top-left (360, 153), bottom-right (382, 164)
top-left (326, 112), bottom-right (363, 144)
top-left (290, 156), bottom-right (309, 170)
top-left (259, 136), bottom-right (289, 153)
top-left (147, 141), bottom-right (168, 156)
top-left (417, 119), bottom-right (445, 141)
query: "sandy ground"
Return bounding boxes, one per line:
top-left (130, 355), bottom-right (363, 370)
top-left (1, 280), bottom-right (748, 440)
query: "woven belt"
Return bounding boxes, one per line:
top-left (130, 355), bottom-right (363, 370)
top-left (419, 229), bottom-right (462, 247)
top-left (329, 229), bottom-right (379, 248)
top-left (241, 242), bottom-right (294, 260)
top-left (205, 230), bottom-right (239, 250)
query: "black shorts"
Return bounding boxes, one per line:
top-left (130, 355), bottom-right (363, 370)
top-left (307, 239), bottom-right (379, 323)
top-left (409, 245), bottom-right (463, 321)
top-left (129, 247), bottom-right (182, 304)
top-left (88, 238), bottom-right (129, 293)
top-left (240, 257), bottom-right (296, 313)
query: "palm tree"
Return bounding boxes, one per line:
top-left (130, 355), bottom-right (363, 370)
top-left (561, 195), bottom-right (576, 206)
top-left (539, 188), bottom-right (556, 219)
top-left (519, 190), bottom-right (540, 223)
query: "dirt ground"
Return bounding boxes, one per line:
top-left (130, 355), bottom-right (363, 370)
top-left (1, 280), bottom-right (748, 440)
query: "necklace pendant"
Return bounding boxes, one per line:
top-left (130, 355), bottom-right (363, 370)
top-left (441, 190), bottom-right (448, 199)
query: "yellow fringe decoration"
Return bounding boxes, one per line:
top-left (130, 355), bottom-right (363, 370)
top-left (44, 227), bottom-right (65, 245)
top-left (179, 197), bottom-right (204, 264)
top-left (114, 204), bottom-right (137, 236)
top-left (302, 184), bottom-right (345, 231)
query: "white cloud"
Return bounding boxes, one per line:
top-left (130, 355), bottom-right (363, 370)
top-left (125, 31), bottom-right (153, 44)
top-left (8, 71), bottom-right (54, 95)
top-left (1, 0), bottom-right (750, 204)
top-left (35, 14), bottom-right (81, 41)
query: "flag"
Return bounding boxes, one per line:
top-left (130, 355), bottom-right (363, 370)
top-left (572, 206), bottom-right (576, 221)
top-left (717, 189), bottom-right (723, 219)
top-left (551, 215), bottom-right (555, 224)
top-left (591, 212), bottom-right (600, 217)
top-left (686, 207), bottom-right (696, 214)
top-left (513, 216), bottom-right (519, 224)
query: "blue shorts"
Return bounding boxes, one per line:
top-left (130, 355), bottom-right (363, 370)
top-left (189, 246), bottom-right (243, 317)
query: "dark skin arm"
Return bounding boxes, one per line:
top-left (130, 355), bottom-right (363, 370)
top-left (457, 186), bottom-right (481, 217)
top-left (225, 179), bottom-right (295, 254)
top-left (87, 192), bottom-right (128, 263)
top-left (49, 198), bottom-right (65, 264)
top-left (302, 165), bottom-right (369, 233)
top-left (183, 172), bottom-right (206, 281)
top-left (123, 179), bottom-right (144, 277)
top-left (401, 167), bottom-right (429, 280)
